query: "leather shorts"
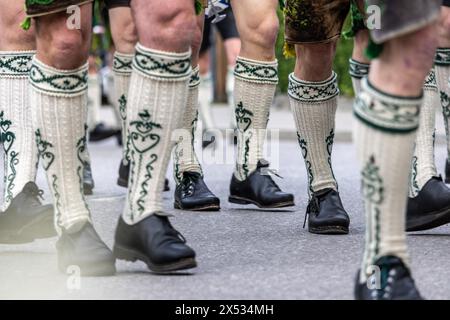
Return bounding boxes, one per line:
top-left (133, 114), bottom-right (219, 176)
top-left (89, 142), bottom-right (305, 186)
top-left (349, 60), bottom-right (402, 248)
top-left (25, 0), bottom-right (94, 17)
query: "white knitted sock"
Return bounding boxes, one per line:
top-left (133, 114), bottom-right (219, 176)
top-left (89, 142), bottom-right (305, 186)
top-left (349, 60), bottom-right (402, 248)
top-left (123, 44), bottom-right (191, 224)
top-left (288, 72), bottom-right (339, 194)
top-left (198, 72), bottom-right (215, 130)
top-left (0, 51), bottom-right (38, 210)
top-left (233, 56), bottom-right (278, 181)
top-left (173, 66), bottom-right (203, 184)
top-left (349, 58), bottom-right (370, 96)
top-left (409, 70), bottom-right (438, 197)
top-left (435, 48), bottom-right (450, 159)
top-left (354, 78), bottom-right (420, 283)
top-left (227, 66), bottom-right (236, 128)
top-left (87, 73), bottom-right (100, 130)
top-left (112, 52), bottom-right (133, 164)
top-left (30, 57), bottom-right (91, 234)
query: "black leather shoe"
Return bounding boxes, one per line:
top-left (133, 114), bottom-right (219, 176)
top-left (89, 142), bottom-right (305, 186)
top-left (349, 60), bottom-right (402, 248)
top-left (305, 188), bottom-right (349, 234)
top-left (117, 160), bottom-right (170, 191)
top-left (56, 222), bottom-right (116, 276)
top-left (83, 162), bottom-right (94, 195)
top-left (88, 123), bottom-right (119, 142)
top-left (113, 215), bottom-right (197, 273)
top-left (174, 172), bottom-right (220, 211)
top-left (407, 176), bottom-right (450, 231)
top-left (0, 182), bottom-right (55, 244)
top-left (355, 256), bottom-right (423, 300)
top-left (445, 159), bottom-right (450, 184)
top-left (229, 160), bottom-right (294, 208)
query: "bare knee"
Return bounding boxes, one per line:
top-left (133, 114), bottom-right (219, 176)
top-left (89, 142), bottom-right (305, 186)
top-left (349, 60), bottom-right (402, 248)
top-left (0, 6), bottom-right (36, 50)
top-left (240, 14), bottom-right (279, 60)
top-left (133, 1), bottom-right (196, 52)
top-left (438, 7), bottom-right (450, 46)
top-left (295, 42), bottom-right (336, 81)
top-left (115, 20), bottom-right (138, 53)
top-left (45, 30), bottom-right (88, 69)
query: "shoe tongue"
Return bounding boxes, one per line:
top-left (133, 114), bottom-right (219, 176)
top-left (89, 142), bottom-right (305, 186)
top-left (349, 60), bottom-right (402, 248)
top-left (184, 172), bottom-right (201, 180)
top-left (22, 181), bottom-right (38, 194)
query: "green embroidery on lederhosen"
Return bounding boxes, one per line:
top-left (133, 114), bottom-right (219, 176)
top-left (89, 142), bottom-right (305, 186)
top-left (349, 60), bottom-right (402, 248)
top-left (127, 110), bottom-right (162, 221)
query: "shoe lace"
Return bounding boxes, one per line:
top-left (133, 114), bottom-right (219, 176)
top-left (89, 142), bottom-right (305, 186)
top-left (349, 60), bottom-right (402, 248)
top-left (303, 194), bottom-right (320, 228)
top-left (257, 160), bottom-right (283, 190)
top-left (24, 183), bottom-right (45, 206)
top-left (181, 173), bottom-right (200, 196)
top-left (369, 257), bottom-right (412, 300)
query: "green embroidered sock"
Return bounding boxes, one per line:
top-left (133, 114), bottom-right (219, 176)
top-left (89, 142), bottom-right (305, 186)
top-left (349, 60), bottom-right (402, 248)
top-left (435, 48), bottom-right (450, 160)
top-left (112, 51), bottom-right (134, 165)
top-left (123, 44), bottom-right (191, 224)
top-left (288, 72), bottom-right (339, 195)
top-left (0, 51), bottom-right (38, 210)
top-left (409, 70), bottom-right (438, 198)
top-left (349, 58), bottom-right (370, 96)
top-left (233, 56), bottom-right (278, 181)
top-left (30, 57), bottom-right (91, 234)
top-left (354, 78), bottom-right (420, 283)
top-left (173, 66), bottom-right (203, 184)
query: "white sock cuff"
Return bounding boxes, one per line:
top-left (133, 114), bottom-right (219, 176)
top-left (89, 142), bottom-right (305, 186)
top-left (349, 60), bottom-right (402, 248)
top-left (133, 43), bottom-right (192, 80)
top-left (349, 58), bottom-right (370, 79)
top-left (234, 56), bottom-right (278, 84)
top-left (29, 57), bottom-right (88, 97)
top-left (288, 71), bottom-right (339, 103)
top-left (0, 51), bottom-right (35, 78)
top-left (354, 78), bottom-right (422, 133)
top-left (189, 65), bottom-right (200, 88)
top-left (435, 48), bottom-right (450, 65)
top-left (113, 51), bottom-right (134, 75)
top-left (423, 68), bottom-right (437, 91)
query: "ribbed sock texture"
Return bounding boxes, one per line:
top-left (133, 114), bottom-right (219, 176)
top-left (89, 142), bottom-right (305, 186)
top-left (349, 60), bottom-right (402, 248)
top-left (123, 43), bottom-right (191, 224)
top-left (113, 52), bottom-right (133, 164)
top-left (173, 66), bottom-right (203, 184)
top-left (288, 72), bottom-right (339, 194)
top-left (233, 56), bottom-right (278, 181)
top-left (435, 48), bottom-right (450, 159)
top-left (409, 69), bottom-right (438, 197)
top-left (0, 51), bottom-right (38, 210)
top-left (354, 78), bottom-right (420, 283)
top-left (30, 57), bottom-right (91, 233)
top-left (349, 58), bottom-right (370, 96)
top-left (198, 72), bottom-right (215, 130)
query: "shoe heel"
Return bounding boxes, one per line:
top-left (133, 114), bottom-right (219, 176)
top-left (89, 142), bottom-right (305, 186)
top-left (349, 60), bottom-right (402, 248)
top-left (117, 178), bottom-right (128, 188)
top-left (113, 245), bottom-right (137, 262)
top-left (228, 196), bottom-right (250, 205)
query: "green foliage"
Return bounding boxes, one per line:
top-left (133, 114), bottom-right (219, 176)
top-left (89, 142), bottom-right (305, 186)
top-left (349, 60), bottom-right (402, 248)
top-left (276, 10), bottom-right (355, 96)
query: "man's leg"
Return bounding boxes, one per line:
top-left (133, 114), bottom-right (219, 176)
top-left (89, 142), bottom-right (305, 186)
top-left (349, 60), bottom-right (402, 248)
top-left (172, 13), bottom-right (221, 211)
top-left (0, 0), bottom-right (55, 244)
top-left (29, 2), bottom-right (115, 276)
top-left (228, 0), bottom-right (294, 209)
top-left (354, 0), bottom-right (440, 300)
top-left (435, 4), bottom-right (450, 182)
top-left (113, 0), bottom-right (198, 273)
top-left (284, 0), bottom-right (350, 233)
top-left (406, 3), bottom-right (450, 232)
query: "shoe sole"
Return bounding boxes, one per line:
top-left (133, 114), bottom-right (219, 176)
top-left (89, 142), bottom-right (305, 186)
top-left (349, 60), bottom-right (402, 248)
top-left (309, 225), bottom-right (349, 235)
top-left (407, 206), bottom-right (450, 232)
top-left (113, 244), bottom-right (197, 273)
top-left (228, 195), bottom-right (295, 209)
top-left (174, 201), bottom-right (220, 211)
top-left (0, 211), bottom-right (56, 244)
